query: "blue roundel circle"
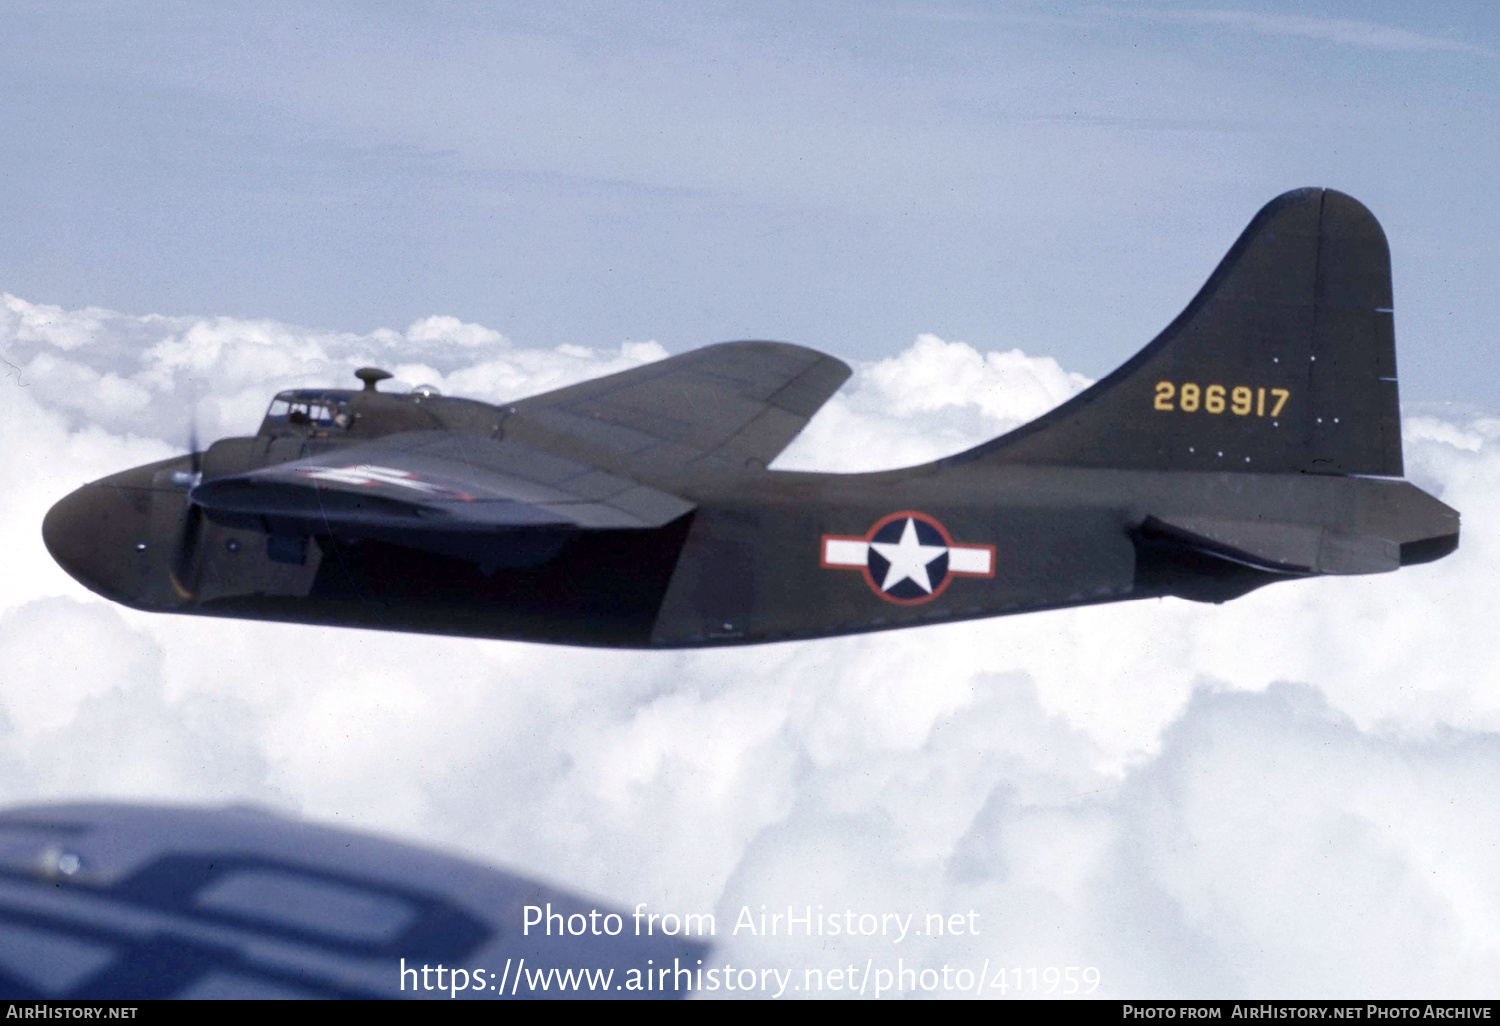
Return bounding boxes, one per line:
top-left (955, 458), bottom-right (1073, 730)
top-left (866, 514), bottom-right (951, 601)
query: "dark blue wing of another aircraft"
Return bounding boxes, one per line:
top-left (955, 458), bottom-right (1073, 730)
top-left (0, 803), bottom-right (707, 999)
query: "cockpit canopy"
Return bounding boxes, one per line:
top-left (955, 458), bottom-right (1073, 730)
top-left (259, 390), bottom-right (352, 434)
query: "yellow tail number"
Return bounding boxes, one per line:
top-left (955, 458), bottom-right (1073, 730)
top-left (1155, 381), bottom-right (1289, 417)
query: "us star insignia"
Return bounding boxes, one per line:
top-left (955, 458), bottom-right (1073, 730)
top-left (296, 464), bottom-right (476, 501)
top-left (820, 511), bottom-right (995, 604)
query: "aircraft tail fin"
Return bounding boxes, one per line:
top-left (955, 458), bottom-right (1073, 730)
top-left (947, 188), bottom-right (1403, 477)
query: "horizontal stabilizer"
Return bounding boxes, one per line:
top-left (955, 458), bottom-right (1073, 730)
top-left (1143, 515), bottom-right (1399, 576)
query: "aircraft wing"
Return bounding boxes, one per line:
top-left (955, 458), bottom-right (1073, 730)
top-left (508, 340), bottom-right (851, 474)
top-left (192, 430), bottom-right (696, 535)
top-left (0, 802), bottom-right (706, 999)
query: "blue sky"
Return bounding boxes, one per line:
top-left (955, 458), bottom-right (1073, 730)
top-left (2, 1), bottom-right (1496, 398)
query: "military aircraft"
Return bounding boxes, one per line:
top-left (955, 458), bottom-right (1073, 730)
top-left (43, 189), bottom-right (1459, 648)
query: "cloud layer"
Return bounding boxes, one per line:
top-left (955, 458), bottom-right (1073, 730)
top-left (2, 294), bottom-right (1497, 997)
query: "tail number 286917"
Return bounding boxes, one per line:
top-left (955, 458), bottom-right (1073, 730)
top-left (1154, 382), bottom-right (1289, 417)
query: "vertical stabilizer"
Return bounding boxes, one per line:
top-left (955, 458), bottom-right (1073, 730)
top-left (949, 189), bottom-right (1402, 476)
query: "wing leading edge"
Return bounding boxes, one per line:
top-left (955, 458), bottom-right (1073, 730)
top-left (191, 431), bottom-right (695, 566)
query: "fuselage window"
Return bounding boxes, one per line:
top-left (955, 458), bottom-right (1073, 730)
top-left (263, 396), bottom-right (348, 431)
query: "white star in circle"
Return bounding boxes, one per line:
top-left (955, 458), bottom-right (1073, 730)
top-left (869, 518), bottom-right (950, 594)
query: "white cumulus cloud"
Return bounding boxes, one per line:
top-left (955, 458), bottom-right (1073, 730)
top-left (1, 296), bottom-right (1497, 997)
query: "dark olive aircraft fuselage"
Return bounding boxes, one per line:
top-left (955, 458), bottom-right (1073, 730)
top-left (43, 190), bottom-right (1460, 647)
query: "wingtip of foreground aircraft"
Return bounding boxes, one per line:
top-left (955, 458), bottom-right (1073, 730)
top-left (45, 189), bottom-right (1458, 647)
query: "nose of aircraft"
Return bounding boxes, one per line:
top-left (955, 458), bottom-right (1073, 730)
top-left (42, 478), bottom-right (161, 606)
top-left (43, 456), bottom-right (208, 609)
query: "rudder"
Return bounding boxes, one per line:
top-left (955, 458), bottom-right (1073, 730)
top-left (949, 189), bottom-right (1402, 477)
